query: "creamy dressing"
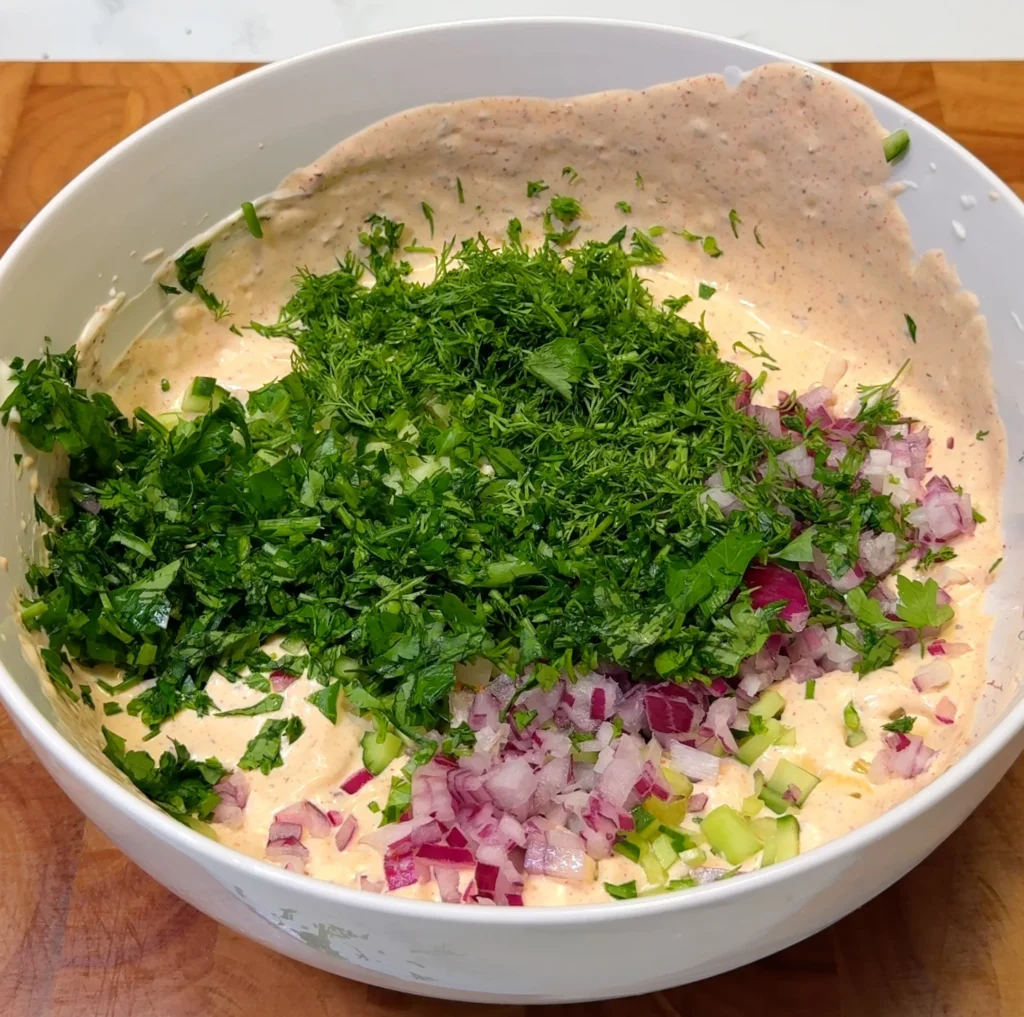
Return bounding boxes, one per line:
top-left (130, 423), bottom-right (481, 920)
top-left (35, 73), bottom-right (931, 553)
top-left (40, 62), bottom-right (1006, 904)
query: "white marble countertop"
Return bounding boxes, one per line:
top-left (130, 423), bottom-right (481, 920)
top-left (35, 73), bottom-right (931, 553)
top-left (0, 0), bottom-right (1020, 62)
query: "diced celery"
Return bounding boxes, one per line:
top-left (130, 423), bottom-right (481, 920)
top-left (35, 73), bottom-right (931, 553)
top-left (658, 824), bottom-right (696, 853)
top-left (845, 729), bottom-right (867, 748)
top-left (572, 749), bottom-right (600, 763)
top-left (361, 725), bottom-right (403, 775)
top-left (155, 411), bottom-right (185, 429)
top-left (758, 787), bottom-right (790, 815)
top-left (651, 833), bottom-right (679, 870)
top-left (741, 794), bottom-right (763, 818)
top-left (759, 758), bottom-right (821, 811)
top-left (660, 765), bottom-right (693, 798)
top-left (776, 725), bottom-right (797, 747)
top-left (638, 842), bottom-right (668, 886)
top-left (614, 838), bottom-right (642, 863)
top-left (181, 375), bottom-right (228, 413)
top-left (736, 717), bottom-right (783, 766)
top-left (701, 805), bottom-right (764, 865)
top-left (761, 815), bottom-right (800, 867)
top-left (681, 847), bottom-right (706, 867)
top-left (751, 816), bottom-right (778, 843)
top-left (749, 689), bottom-right (786, 720)
top-left (644, 796), bottom-right (688, 828)
top-left (632, 803), bottom-right (656, 834)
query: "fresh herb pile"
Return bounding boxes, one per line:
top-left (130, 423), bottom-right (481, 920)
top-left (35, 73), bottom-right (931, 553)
top-left (3, 212), bottom-right (953, 823)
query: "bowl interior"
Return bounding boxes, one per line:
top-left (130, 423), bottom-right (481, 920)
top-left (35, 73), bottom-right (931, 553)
top-left (1, 18), bottom-right (1023, 872)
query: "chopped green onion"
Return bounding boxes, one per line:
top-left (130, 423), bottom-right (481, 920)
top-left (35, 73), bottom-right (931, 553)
top-left (605, 880), bottom-right (638, 900)
top-left (241, 201), bottom-right (263, 239)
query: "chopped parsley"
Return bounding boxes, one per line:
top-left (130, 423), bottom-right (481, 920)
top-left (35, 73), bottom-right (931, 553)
top-left (702, 236), bottom-right (723, 258)
top-left (904, 313), bottom-right (917, 343)
top-left (456, 177), bottom-right (465, 204)
top-left (976, 430), bottom-right (989, 441)
top-left (562, 166), bottom-right (579, 183)
top-left (990, 557), bottom-right (1003, 573)
top-left (548, 195), bottom-right (582, 225)
top-left (173, 244), bottom-right (227, 319)
top-left (615, 200), bottom-right (632, 214)
top-left (216, 693), bottom-right (283, 717)
top-left (237, 716), bottom-right (304, 775)
top-left (102, 726), bottom-right (225, 824)
top-left (526, 180), bottom-right (549, 198)
top-left (635, 172), bottom-right (644, 189)
top-left (753, 225), bottom-right (765, 248)
top-left (699, 282), bottom-right (716, 299)
top-left (883, 714), bottom-right (916, 734)
top-left (729, 209), bottom-right (742, 238)
top-left (917, 546), bottom-right (956, 570)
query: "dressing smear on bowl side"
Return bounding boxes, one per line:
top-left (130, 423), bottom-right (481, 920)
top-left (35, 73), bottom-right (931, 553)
top-left (6, 62), bottom-right (1006, 906)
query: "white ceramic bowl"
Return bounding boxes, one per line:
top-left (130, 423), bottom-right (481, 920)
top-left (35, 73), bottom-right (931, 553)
top-left (2, 19), bottom-right (1023, 1004)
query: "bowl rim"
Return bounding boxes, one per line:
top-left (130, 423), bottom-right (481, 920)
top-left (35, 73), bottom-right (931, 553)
top-left (2, 14), bottom-right (1023, 925)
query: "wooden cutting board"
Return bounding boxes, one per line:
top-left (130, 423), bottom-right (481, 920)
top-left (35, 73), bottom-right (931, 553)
top-left (1, 60), bottom-right (1023, 1017)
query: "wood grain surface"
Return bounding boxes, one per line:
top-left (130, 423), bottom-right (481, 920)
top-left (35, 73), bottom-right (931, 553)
top-left (1, 61), bottom-right (1023, 1017)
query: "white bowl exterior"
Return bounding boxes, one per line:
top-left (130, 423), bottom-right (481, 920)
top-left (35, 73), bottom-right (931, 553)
top-left (2, 20), bottom-right (1023, 1002)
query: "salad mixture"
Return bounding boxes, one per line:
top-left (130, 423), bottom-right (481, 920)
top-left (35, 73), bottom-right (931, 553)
top-left (3, 63), bottom-right (1004, 906)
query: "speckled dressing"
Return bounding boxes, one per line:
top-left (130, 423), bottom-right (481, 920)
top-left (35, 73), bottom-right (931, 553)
top-left (49, 62), bottom-right (1006, 905)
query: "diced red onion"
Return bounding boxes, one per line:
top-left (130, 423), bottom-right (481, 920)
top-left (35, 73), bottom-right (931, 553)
top-left (416, 842), bottom-right (476, 868)
top-left (789, 658), bottom-right (823, 683)
top-left (744, 563), bottom-right (811, 630)
top-left (688, 793), bottom-right (709, 813)
top-left (433, 866), bottom-right (462, 903)
top-left (339, 767), bottom-right (374, 795)
top-left (701, 697), bottom-right (739, 755)
top-left (913, 660), bottom-right (953, 692)
top-left (270, 669), bottom-right (298, 692)
top-left (908, 475), bottom-right (975, 544)
top-left (927, 639), bottom-right (971, 658)
top-left (334, 815), bottom-right (358, 851)
top-left (858, 530), bottom-right (897, 576)
top-left (934, 697), bottom-right (957, 725)
top-left (275, 800), bottom-right (332, 839)
top-left (668, 741), bottom-right (721, 782)
top-left (384, 852), bottom-right (419, 891)
top-left (645, 682), bottom-right (703, 735)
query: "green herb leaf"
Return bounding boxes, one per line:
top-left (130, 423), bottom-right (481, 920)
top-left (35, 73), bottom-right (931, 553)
top-left (895, 575), bottom-right (954, 631)
top-left (904, 313), bottom-right (917, 343)
top-left (526, 180), bottom-right (549, 198)
top-left (773, 528), bottom-right (816, 563)
top-left (699, 282), bottom-right (716, 299)
top-left (702, 236), bottom-right (723, 258)
top-left (616, 200), bottom-right (632, 214)
top-left (217, 693), bottom-right (283, 717)
top-left (237, 716), bottom-right (305, 775)
top-left (883, 714), bottom-right (916, 734)
top-left (729, 209), bottom-right (742, 238)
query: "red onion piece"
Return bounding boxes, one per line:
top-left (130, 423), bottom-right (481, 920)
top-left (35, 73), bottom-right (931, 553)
top-left (275, 800), bottom-right (332, 839)
top-left (668, 741), bottom-right (721, 782)
top-left (384, 852), bottom-right (419, 891)
top-left (269, 669), bottom-right (299, 692)
top-left (744, 564), bottom-right (811, 630)
top-left (340, 767), bottom-right (375, 795)
top-left (334, 815), bottom-right (358, 851)
top-left (913, 660), bottom-right (953, 693)
top-left (934, 697), bottom-right (957, 725)
top-left (416, 842), bottom-right (476, 868)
